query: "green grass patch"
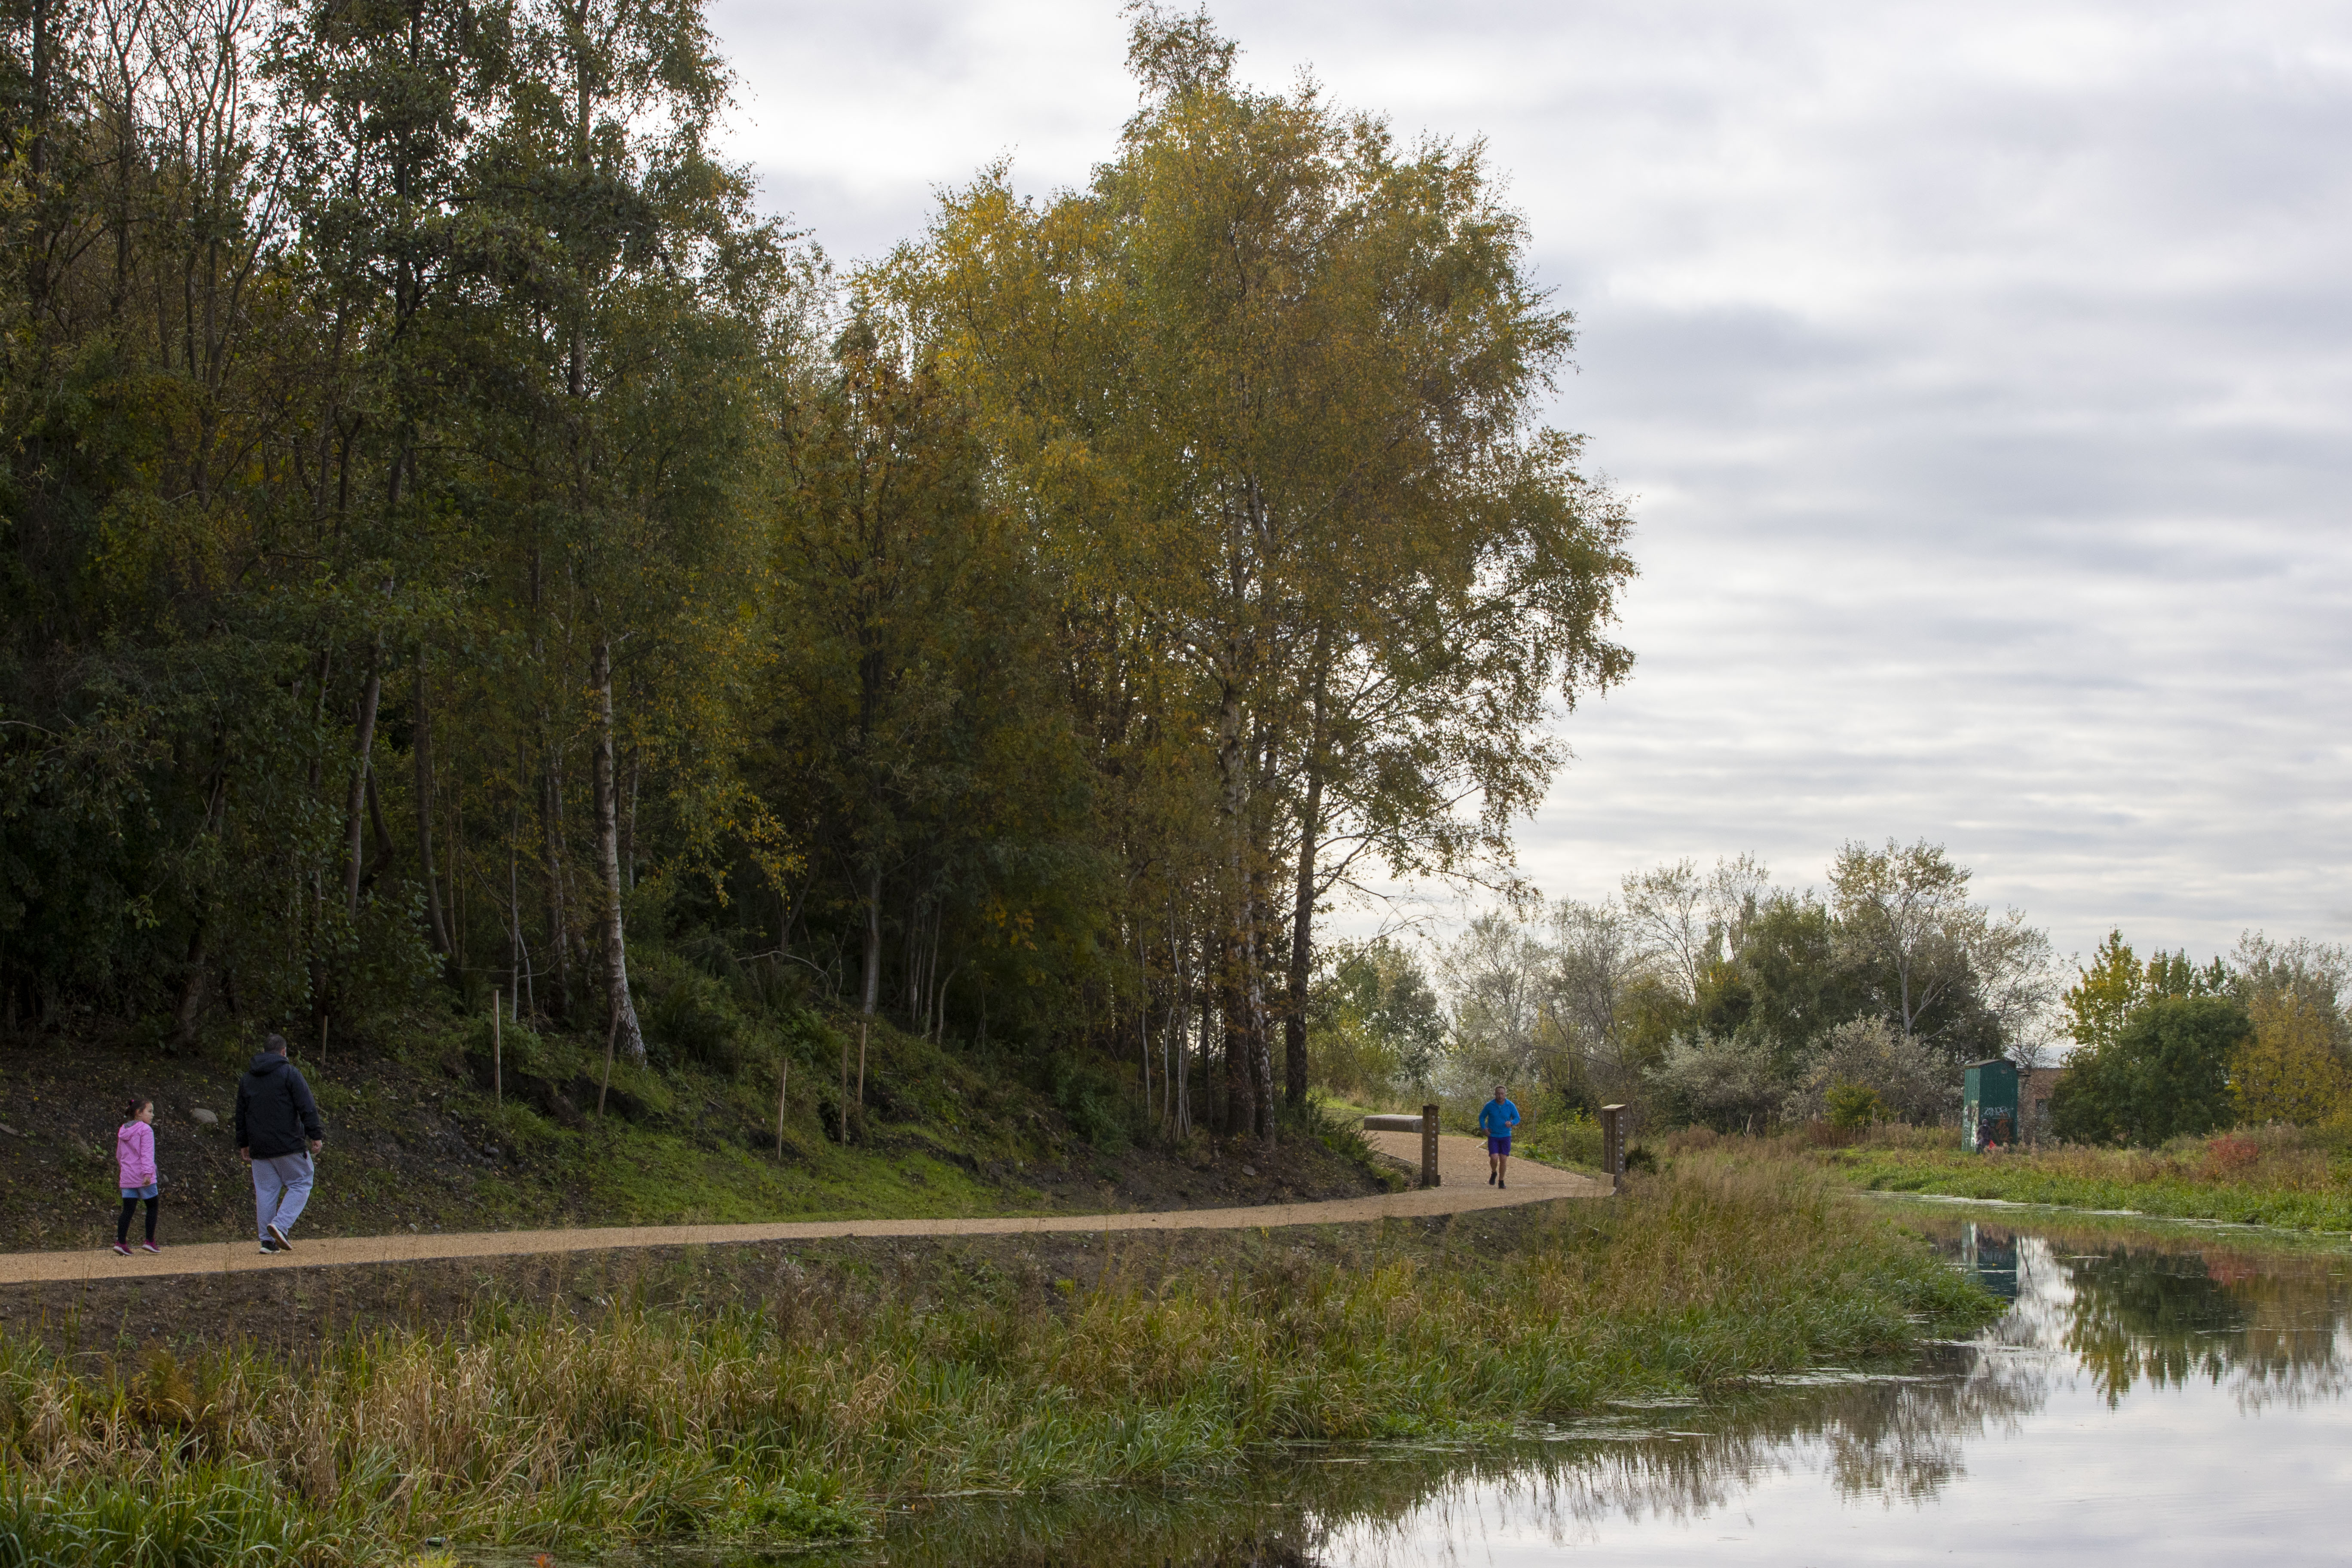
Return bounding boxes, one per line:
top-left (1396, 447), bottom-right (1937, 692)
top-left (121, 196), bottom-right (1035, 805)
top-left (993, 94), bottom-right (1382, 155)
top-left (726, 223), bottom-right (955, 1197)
top-left (1816, 1128), bottom-right (2352, 1232)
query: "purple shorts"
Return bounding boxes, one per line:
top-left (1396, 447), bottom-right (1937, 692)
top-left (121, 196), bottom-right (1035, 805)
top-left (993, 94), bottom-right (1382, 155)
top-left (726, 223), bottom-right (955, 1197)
top-left (1487, 1136), bottom-right (1512, 1156)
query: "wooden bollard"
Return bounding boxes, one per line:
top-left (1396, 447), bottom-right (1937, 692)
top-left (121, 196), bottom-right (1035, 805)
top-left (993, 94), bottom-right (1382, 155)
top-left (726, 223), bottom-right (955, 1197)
top-left (1601, 1103), bottom-right (1629, 1193)
top-left (1421, 1103), bottom-right (1440, 1189)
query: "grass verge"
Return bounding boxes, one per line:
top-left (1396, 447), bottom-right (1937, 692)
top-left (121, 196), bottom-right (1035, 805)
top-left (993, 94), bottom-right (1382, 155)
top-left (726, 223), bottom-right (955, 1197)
top-left (0, 1014), bottom-right (1387, 1253)
top-left (1807, 1122), bottom-right (2352, 1231)
top-left (0, 1159), bottom-right (1997, 1566)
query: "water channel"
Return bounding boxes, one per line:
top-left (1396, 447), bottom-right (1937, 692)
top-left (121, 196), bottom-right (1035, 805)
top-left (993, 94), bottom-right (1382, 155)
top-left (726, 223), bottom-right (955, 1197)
top-left (617, 1206), bottom-right (2352, 1566)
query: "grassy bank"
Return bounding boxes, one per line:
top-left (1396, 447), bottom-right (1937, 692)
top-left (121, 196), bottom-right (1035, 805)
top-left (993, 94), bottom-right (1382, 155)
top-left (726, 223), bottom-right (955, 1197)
top-left (0, 1161), bottom-right (1995, 1566)
top-left (0, 1014), bottom-right (1390, 1254)
top-left (1755, 1123), bottom-right (2352, 1231)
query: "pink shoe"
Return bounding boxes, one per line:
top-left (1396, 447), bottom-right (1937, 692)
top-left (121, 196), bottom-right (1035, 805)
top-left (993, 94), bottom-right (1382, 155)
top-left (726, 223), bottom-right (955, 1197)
top-left (110, 1241), bottom-right (132, 1256)
top-left (140, 1240), bottom-right (161, 1253)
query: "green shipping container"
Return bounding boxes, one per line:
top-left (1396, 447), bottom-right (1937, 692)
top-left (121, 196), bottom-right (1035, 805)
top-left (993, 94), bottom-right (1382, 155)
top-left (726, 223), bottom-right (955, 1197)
top-left (1963, 1059), bottom-right (2019, 1151)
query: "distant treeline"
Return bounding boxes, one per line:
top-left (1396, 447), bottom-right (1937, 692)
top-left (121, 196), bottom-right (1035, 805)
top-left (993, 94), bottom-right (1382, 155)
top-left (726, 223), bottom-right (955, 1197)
top-left (1318, 842), bottom-right (2052, 1129)
top-left (1314, 844), bottom-right (2352, 1144)
top-left (0, 2), bottom-right (1633, 1142)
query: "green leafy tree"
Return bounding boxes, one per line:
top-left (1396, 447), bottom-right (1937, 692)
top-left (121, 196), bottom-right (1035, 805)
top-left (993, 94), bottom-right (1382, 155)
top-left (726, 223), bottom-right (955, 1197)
top-left (1307, 937), bottom-right (1442, 1096)
top-left (2062, 930), bottom-right (2147, 1056)
top-left (1727, 892), bottom-right (1874, 1074)
top-left (2052, 995), bottom-right (2250, 1147)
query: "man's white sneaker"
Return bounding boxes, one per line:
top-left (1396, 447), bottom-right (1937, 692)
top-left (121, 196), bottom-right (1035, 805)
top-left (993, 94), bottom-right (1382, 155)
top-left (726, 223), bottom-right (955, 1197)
top-left (266, 1224), bottom-right (294, 1251)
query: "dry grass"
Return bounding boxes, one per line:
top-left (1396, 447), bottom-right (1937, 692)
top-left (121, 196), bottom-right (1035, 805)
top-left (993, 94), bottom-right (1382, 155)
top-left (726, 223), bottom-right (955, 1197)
top-left (0, 1161), bottom-right (1994, 1566)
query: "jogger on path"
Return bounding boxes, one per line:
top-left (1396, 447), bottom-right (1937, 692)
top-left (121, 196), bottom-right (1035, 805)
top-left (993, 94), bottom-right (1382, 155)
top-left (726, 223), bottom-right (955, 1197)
top-left (235, 1033), bottom-right (325, 1255)
top-left (1478, 1084), bottom-right (1520, 1190)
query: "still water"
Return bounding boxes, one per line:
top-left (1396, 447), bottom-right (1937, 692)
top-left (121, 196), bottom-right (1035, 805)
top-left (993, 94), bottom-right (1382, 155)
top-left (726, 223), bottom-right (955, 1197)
top-left (663, 1210), bottom-right (2352, 1566)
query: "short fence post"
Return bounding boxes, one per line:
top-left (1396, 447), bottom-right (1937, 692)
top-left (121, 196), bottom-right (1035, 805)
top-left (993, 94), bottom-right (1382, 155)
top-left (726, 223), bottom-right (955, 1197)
top-left (1601, 1104), bottom-right (1628, 1194)
top-left (1421, 1103), bottom-right (1440, 1189)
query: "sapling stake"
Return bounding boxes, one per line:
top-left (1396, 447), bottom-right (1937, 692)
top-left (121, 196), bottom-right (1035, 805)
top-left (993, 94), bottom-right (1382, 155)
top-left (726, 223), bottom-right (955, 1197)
top-left (775, 1057), bottom-right (789, 1158)
top-left (598, 1007), bottom-right (619, 1120)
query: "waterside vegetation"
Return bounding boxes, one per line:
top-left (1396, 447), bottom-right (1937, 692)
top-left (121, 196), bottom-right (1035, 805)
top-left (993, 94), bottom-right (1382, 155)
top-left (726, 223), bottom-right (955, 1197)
top-left (1651, 1122), bottom-right (2352, 1234)
top-left (1819, 1122), bottom-right (2352, 1232)
top-left (0, 1160), bottom-right (1995, 1565)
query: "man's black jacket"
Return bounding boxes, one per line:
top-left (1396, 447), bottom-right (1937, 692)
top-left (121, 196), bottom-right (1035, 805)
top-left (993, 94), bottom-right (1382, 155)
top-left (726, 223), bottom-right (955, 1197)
top-left (234, 1052), bottom-right (324, 1159)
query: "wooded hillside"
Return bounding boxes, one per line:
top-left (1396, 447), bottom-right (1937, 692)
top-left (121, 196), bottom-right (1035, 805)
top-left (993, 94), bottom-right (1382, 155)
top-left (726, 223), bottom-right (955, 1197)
top-left (0, 1), bottom-right (1635, 1141)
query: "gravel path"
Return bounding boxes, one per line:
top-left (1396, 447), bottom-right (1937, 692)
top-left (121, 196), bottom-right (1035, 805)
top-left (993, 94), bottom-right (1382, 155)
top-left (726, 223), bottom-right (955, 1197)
top-left (0, 1132), bottom-right (1605, 1286)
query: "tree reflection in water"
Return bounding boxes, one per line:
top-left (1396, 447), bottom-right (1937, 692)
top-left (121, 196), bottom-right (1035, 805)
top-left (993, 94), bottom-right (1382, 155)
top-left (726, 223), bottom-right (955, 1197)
top-left (676, 1219), bottom-right (2352, 1568)
top-left (2008, 1224), bottom-right (2352, 1411)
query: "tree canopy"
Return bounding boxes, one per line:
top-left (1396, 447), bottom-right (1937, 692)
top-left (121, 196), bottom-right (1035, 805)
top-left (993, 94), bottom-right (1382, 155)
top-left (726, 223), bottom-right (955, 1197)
top-left (0, 1), bottom-right (1634, 1144)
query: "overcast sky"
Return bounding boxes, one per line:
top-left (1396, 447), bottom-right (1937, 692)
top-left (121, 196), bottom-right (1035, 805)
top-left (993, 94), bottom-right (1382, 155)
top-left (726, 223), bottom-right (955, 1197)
top-left (705, 0), bottom-right (2352, 968)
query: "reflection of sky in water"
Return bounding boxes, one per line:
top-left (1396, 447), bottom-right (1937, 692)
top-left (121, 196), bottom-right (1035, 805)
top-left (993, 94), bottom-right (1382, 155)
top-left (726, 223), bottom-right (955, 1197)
top-left (1318, 1222), bottom-right (2352, 1565)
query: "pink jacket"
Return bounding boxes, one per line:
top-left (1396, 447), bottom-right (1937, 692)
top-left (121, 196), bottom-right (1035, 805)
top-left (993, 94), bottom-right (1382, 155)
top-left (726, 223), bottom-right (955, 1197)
top-left (116, 1121), bottom-right (156, 1189)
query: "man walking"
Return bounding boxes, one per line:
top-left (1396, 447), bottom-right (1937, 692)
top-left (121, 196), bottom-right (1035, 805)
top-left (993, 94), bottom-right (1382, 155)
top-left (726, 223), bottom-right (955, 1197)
top-left (235, 1032), bottom-right (325, 1255)
top-left (1478, 1084), bottom-right (1520, 1190)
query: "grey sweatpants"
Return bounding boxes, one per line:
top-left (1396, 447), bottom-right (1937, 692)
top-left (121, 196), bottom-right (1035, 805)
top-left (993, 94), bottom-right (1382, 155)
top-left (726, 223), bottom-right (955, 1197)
top-left (251, 1152), bottom-right (315, 1241)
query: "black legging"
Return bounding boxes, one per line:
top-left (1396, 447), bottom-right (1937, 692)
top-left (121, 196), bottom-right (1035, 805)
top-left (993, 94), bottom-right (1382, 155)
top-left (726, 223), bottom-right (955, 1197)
top-left (117, 1194), bottom-right (158, 1245)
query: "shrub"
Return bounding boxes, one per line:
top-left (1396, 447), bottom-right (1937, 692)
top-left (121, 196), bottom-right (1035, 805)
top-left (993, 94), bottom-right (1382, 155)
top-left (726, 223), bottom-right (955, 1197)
top-left (1046, 1054), bottom-right (1133, 1152)
top-left (463, 1012), bottom-right (556, 1081)
top-left (1286, 1094), bottom-right (1396, 1183)
top-left (2201, 1133), bottom-right (2261, 1180)
top-left (1787, 1018), bottom-right (1951, 1125)
top-left (633, 949), bottom-right (747, 1071)
top-left (1549, 1106), bottom-right (1605, 1166)
top-left (1651, 1031), bottom-right (1779, 1132)
top-left (1826, 1081), bottom-right (1884, 1131)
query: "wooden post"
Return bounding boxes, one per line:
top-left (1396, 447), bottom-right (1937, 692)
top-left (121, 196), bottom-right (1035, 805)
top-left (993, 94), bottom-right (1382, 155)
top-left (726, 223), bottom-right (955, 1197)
top-left (492, 988), bottom-right (503, 1109)
top-left (839, 1029), bottom-right (850, 1145)
top-left (1601, 1104), bottom-right (1629, 1194)
top-left (1421, 1103), bottom-right (1440, 1189)
top-left (775, 1057), bottom-right (789, 1158)
top-left (855, 1022), bottom-right (868, 1140)
top-left (318, 1016), bottom-right (329, 1074)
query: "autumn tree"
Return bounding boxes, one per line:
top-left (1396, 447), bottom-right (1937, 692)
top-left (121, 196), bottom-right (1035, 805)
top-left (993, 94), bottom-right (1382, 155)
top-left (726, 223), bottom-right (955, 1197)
top-left (2233, 991), bottom-right (2349, 1124)
top-left (897, 5), bottom-right (1633, 1139)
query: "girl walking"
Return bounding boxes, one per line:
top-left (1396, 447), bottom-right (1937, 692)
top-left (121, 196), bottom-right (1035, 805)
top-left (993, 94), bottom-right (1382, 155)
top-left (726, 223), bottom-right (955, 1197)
top-left (113, 1097), bottom-right (161, 1255)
